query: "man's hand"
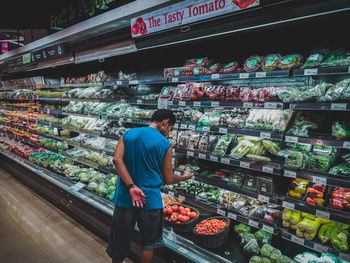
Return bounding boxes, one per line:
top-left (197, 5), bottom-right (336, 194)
top-left (129, 186), bottom-right (147, 208)
top-left (183, 170), bottom-right (194, 181)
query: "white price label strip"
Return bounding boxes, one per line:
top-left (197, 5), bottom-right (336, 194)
top-left (304, 68), bottom-right (318, 76)
top-left (203, 126), bottom-right (210, 132)
top-left (228, 212), bottom-right (237, 220)
top-left (339, 252), bottom-right (350, 262)
top-left (180, 124), bottom-right (187, 129)
top-left (129, 80), bottom-right (139, 85)
top-left (188, 125), bottom-right (196, 130)
top-left (264, 102), bottom-right (277, 109)
top-left (178, 195), bottom-right (185, 201)
top-left (284, 170), bottom-right (297, 178)
top-left (178, 247), bottom-right (188, 254)
top-left (116, 81), bottom-right (122, 85)
top-left (262, 166), bottom-right (274, 174)
top-left (217, 208), bottom-right (226, 216)
top-left (314, 243), bottom-right (327, 253)
top-left (258, 194), bottom-right (270, 203)
top-left (71, 182), bottom-right (85, 191)
top-left (291, 235), bottom-right (304, 245)
top-left (221, 158), bottom-right (230, 164)
top-left (248, 220), bottom-right (259, 228)
top-left (211, 101), bottom-right (220, 107)
top-left (210, 155), bottom-right (218, 162)
top-left (219, 128), bottom-right (228, 133)
top-left (168, 192), bottom-right (175, 198)
top-left (313, 176), bottom-right (327, 185)
top-left (331, 103), bottom-right (347, 111)
top-left (239, 73), bottom-right (249, 79)
top-left (211, 74), bottom-right (220, 79)
top-left (282, 201), bottom-right (295, 210)
top-left (187, 151), bottom-right (194, 157)
top-left (137, 100), bottom-right (142, 104)
top-left (260, 132), bottom-right (271, 139)
top-left (285, 136), bottom-right (298, 143)
top-left (243, 102), bottom-right (253, 108)
top-left (120, 99), bottom-right (126, 103)
top-left (193, 101), bottom-right (201, 107)
top-left (262, 224), bottom-right (274, 234)
top-left (179, 101), bottom-right (186, 106)
top-left (127, 119), bottom-right (132, 123)
top-left (315, 210), bottom-right (330, 220)
top-left (256, 72), bottom-right (267, 78)
top-left (167, 101), bottom-right (173, 106)
top-left (172, 78), bottom-right (178, 82)
top-left (198, 153), bottom-right (206, 159)
top-left (240, 162), bottom-right (250, 168)
top-left (343, 141), bottom-right (350, 149)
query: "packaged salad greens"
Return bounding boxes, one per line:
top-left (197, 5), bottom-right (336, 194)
top-left (197, 133), bottom-right (209, 152)
top-left (213, 134), bottom-right (235, 156)
top-left (278, 54), bottom-right (303, 70)
top-left (332, 121), bottom-right (350, 139)
top-left (261, 54), bottom-right (281, 71)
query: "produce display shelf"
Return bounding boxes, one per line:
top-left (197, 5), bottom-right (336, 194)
top-left (37, 97), bottom-right (62, 101)
top-left (63, 139), bottom-right (115, 156)
top-left (285, 135), bottom-right (350, 148)
top-left (174, 148), bottom-right (282, 175)
top-left (289, 102), bottom-right (350, 111)
top-left (174, 123), bottom-right (284, 140)
top-left (100, 133), bottom-right (120, 140)
top-left (168, 100), bottom-right (284, 109)
top-left (106, 116), bottom-right (151, 126)
top-left (100, 98), bottom-right (158, 105)
top-left (61, 111), bottom-right (100, 118)
top-left (62, 126), bottom-right (101, 137)
top-left (44, 84), bottom-right (62, 89)
top-left (281, 230), bottom-right (350, 261)
top-left (293, 66), bottom-right (350, 77)
top-left (281, 196), bottom-right (350, 226)
top-left (283, 168), bottom-right (350, 189)
top-left (104, 78), bottom-right (168, 85)
top-left (62, 83), bottom-right (104, 87)
top-left (193, 174), bottom-right (280, 205)
top-left (37, 121), bottom-right (62, 129)
top-left (37, 109), bottom-right (62, 115)
top-left (61, 98), bottom-right (101, 102)
top-left (162, 189), bottom-right (279, 235)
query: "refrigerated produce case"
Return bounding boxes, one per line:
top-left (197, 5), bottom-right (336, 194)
top-left (1, 1), bottom-right (350, 262)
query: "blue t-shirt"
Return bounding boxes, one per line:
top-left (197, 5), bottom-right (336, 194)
top-left (113, 127), bottom-right (171, 209)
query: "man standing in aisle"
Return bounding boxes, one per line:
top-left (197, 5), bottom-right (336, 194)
top-left (107, 109), bottom-right (193, 263)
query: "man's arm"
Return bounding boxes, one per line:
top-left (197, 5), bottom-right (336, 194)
top-left (162, 146), bottom-right (194, 185)
top-left (113, 136), bottom-right (146, 208)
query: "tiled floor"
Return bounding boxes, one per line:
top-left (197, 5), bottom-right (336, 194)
top-left (0, 168), bottom-right (133, 263)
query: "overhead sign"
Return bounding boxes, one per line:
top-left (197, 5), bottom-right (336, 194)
top-left (131, 0), bottom-right (259, 38)
top-left (22, 53), bottom-right (31, 64)
top-left (32, 44), bottom-right (66, 62)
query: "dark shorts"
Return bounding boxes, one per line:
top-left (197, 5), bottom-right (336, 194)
top-left (106, 206), bottom-right (164, 261)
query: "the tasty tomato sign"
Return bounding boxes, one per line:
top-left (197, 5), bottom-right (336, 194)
top-left (131, 0), bottom-right (259, 38)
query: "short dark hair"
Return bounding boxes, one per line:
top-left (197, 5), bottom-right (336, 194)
top-left (151, 109), bottom-right (176, 125)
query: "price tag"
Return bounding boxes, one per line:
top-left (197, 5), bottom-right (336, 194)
top-left (179, 101), bottom-right (186, 106)
top-left (167, 100), bottom-right (173, 106)
top-left (187, 151), bottom-right (194, 157)
top-left (129, 80), bottom-right (139, 85)
top-left (174, 124), bottom-right (179, 128)
top-left (304, 68), bottom-right (318, 76)
top-left (331, 103), bottom-right (347, 111)
top-left (210, 155), bottom-right (218, 162)
top-left (116, 81), bottom-right (122, 85)
top-left (137, 100), bottom-right (142, 104)
top-left (248, 220), bottom-right (259, 228)
top-left (243, 102), bottom-right (253, 108)
top-left (203, 126), bottom-right (210, 132)
top-left (264, 102), bottom-right (278, 109)
top-left (157, 98), bottom-right (167, 109)
top-left (178, 195), bottom-right (185, 201)
top-left (228, 212), bottom-right (237, 220)
top-left (316, 210), bottom-right (330, 219)
top-left (168, 191), bottom-right (175, 198)
top-left (221, 158), bottom-right (230, 164)
top-left (285, 136), bottom-right (298, 143)
top-left (314, 243), bottom-right (327, 253)
top-left (256, 72), bottom-right (267, 78)
top-left (211, 74), bottom-right (220, 79)
top-left (260, 132), bottom-right (271, 139)
top-left (198, 153), bottom-right (206, 159)
top-left (127, 119), bottom-right (132, 123)
top-left (339, 252), bottom-right (350, 262)
top-left (348, 66), bottom-right (350, 73)
top-left (262, 166), bottom-right (274, 174)
top-left (71, 182), bottom-right (85, 191)
top-left (291, 235), bottom-right (304, 245)
top-left (262, 224), bottom-right (274, 234)
top-left (211, 101), bottom-right (220, 107)
top-left (217, 208), bottom-right (226, 216)
top-left (47, 109), bottom-right (50, 115)
top-left (240, 162), bottom-right (250, 168)
top-left (193, 101), bottom-right (201, 107)
top-left (171, 78), bottom-right (178, 82)
top-left (219, 128), bottom-right (228, 133)
top-left (178, 247), bottom-right (188, 254)
top-left (120, 99), bottom-right (126, 103)
top-left (239, 73), bottom-right (249, 79)
top-left (313, 176), bottom-right (327, 185)
top-left (282, 201), bottom-right (295, 210)
top-left (258, 194), bottom-right (270, 203)
top-left (343, 141), bottom-right (350, 149)
top-left (188, 125), bottom-right (196, 130)
top-left (180, 124), bottom-right (187, 129)
top-left (284, 170), bottom-right (297, 178)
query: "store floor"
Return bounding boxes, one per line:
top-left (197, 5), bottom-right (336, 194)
top-left (0, 168), bottom-right (133, 263)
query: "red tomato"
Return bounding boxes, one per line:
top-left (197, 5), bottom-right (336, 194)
top-left (172, 205), bottom-right (179, 212)
top-left (186, 211), bottom-right (191, 216)
top-left (166, 207), bottom-right (173, 215)
top-left (182, 216), bottom-right (190, 223)
top-left (184, 207), bottom-right (191, 213)
top-left (176, 221), bottom-right (181, 224)
top-left (180, 209), bottom-right (187, 216)
top-left (189, 212), bottom-right (197, 219)
top-left (178, 206), bottom-right (185, 211)
top-left (163, 209), bottom-right (167, 215)
top-left (177, 215), bottom-right (184, 222)
top-left (170, 214), bottom-right (177, 222)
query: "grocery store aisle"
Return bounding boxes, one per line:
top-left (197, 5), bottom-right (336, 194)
top-left (0, 168), bottom-right (133, 263)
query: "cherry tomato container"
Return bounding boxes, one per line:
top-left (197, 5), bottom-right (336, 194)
top-left (164, 204), bottom-right (200, 233)
top-left (192, 216), bottom-right (231, 248)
